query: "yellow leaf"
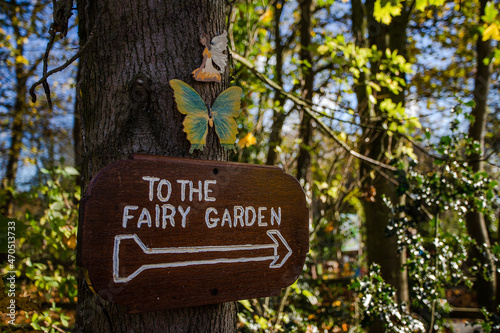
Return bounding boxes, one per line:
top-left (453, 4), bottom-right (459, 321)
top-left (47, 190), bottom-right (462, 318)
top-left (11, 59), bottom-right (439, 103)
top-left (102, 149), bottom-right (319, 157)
top-left (483, 23), bottom-right (500, 41)
top-left (374, 0), bottom-right (401, 25)
top-left (415, 0), bottom-right (428, 11)
top-left (238, 132), bottom-right (257, 148)
top-left (15, 55), bottom-right (29, 65)
top-left (317, 44), bottom-right (329, 55)
top-left (261, 9), bottom-right (273, 24)
top-left (64, 234), bottom-right (77, 250)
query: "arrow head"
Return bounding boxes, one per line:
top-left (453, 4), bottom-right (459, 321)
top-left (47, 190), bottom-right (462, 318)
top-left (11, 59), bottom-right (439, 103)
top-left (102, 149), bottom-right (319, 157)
top-left (267, 229), bottom-right (293, 268)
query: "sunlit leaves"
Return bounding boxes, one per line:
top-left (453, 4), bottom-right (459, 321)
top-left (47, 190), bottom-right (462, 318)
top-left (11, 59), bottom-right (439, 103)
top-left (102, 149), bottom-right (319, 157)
top-left (374, 0), bottom-right (446, 24)
top-left (1, 167), bottom-right (80, 330)
top-left (481, 1), bottom-right (500, 41)
top-left (15, 54), bottom-right (29, 65)
top-left (374, 0), bottom-right (403, 25)
top-left (482, 1), bottom-right (499, 23)
top-left (354, 264), bottom-right (427, 332)
top-left (237, 132), bottom-right (257, 148)
top-left (415, 0), bottom-right (447, 12)
top-left (482, 22), bottom-right (500, 41)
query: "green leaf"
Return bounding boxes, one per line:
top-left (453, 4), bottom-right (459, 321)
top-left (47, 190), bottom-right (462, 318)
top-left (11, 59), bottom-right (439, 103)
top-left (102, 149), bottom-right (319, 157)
top-left (64, 166), bottom-right (79, 176)
top-left (238, 299), bottom-right (253, 312)
top-left (415, 0), bottom-right (428, 11)
top-left (482, 1), bottom-right (499, 24)
top-left (439, 135), bottom-right (451, 146)
top-left (349, 279), bottom-right (361, 290)
top-left (374, 0), bottom-right (402, 24)
top-left (317, 44), bottom-right (329, 55)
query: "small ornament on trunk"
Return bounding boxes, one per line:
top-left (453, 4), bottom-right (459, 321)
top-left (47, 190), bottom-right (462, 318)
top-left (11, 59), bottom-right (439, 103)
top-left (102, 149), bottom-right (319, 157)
top-left (192, 30), bottom-right (228, 83)
top-left (169, 79), bottom-right (242, 153)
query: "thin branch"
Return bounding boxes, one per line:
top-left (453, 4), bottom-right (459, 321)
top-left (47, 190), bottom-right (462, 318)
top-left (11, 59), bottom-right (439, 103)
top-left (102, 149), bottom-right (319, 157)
top-left (271, 286), bottom-right (292, 333)
top-left (41, 33), bottom-right (56, 108)
top-left (231, 50), bottom-right (397, 172)
top-left (29, 5), bottom-right (104, 105)
top-left (29, 29), bottom-right (96, 105)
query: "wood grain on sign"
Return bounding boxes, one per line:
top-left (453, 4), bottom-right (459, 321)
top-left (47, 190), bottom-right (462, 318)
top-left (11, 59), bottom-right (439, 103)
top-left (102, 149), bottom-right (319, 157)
top-left (80, 154), bottom-right (309, 313)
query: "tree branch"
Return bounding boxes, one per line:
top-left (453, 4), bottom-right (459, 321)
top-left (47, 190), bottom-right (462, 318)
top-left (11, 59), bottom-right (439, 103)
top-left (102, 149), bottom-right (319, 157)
top-left (231, 50), bottom-right (398, 172)
top-left (29, 21), bottom-right (99, 105)
top-left (29, 5), bottom-right (104, 106)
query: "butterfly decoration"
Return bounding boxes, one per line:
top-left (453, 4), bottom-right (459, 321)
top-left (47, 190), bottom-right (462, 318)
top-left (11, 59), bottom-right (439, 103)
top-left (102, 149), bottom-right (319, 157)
top-left (192, 30), bottom-right (228, 83)
top-left (170, 79), bottom-right (242, 153)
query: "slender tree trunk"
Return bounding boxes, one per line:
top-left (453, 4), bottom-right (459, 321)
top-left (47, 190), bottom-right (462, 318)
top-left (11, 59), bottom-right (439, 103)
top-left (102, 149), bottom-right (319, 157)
top-left (75, 0), bottom-right (237, 331)
top-left (74, 65), bottom-right (82, 174)
top-left (357, 0), bottom-right (409, 307)
top-left (351, 0), bottom-right (369, 116)
top-left (465, 0), bottom-right (495, 311)
top-left (296, 0), bottom-right (314, 189)
top-left (1, 33), bottom-right (27, 217)
top-left (266, 0), bottom-right (286, 166)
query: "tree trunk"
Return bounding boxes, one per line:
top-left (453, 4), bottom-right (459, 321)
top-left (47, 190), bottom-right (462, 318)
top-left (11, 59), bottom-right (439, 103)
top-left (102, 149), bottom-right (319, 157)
top-left (1, 27), bottom-right (27, 218)
top-left (465, 0), bottom-right (495, 311)
top-left (74, 65), bottom-right (82, 175)
top-left (266, 0), bottom-right (286, 166)
top-left (357, 0), bottom-right (409, 306)
top-left (296, 0), bottom-right (314, 189)
top-left (75, 0), bottom-right (237, 331)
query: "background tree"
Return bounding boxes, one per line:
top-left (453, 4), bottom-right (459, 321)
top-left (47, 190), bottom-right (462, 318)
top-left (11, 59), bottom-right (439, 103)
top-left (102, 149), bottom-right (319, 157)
top-left (0, 0), bottom-right (76, 217)
top-left (356, 0), bottom-right (411, 306)
top-left (465, 0), bottom-right (497, 311)
top-left (1, 0), bottom-right (45, 216)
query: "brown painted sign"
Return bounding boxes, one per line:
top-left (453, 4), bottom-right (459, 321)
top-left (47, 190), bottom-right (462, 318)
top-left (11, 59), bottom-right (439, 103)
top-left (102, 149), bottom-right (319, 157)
top-left (80, 154), bottom-right (309, 313)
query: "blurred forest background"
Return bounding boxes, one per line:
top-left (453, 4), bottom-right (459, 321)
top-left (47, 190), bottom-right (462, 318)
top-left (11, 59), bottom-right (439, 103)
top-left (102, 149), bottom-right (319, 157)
top-left (1, 0), bottom-right (499, 332)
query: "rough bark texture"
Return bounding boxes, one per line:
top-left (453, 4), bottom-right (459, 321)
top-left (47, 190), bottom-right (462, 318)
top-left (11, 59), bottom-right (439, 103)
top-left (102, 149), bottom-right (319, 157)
top-left (465, 0), bottom-right (495, 311)
top-left (75, 0), bottom-right (237, 331)
top-left (357, 0), bottom-right (409, 306)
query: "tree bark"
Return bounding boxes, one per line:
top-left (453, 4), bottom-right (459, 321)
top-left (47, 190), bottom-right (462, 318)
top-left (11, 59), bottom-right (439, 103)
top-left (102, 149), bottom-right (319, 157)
top-left (266, 0), bottom-right (286, 166)
top-left (356, 0), bottom-right (409, 306)
top-left (74, 65), bottom-right (82, 175)
top-left (465, 0), bottom-right (495, 311)
top-left (296, 0), bottom-right (314, 189)
top-left (75, 0), bottom-right (237, 331)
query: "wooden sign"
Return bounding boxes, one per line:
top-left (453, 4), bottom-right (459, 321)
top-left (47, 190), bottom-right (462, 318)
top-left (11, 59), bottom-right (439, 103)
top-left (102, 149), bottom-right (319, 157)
top-left (80, 154), bottom-right (309, 313)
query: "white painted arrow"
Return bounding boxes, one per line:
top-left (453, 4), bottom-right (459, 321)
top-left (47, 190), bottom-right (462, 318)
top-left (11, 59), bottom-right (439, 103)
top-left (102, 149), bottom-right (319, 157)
top-left (113, 229), bottom-right (292, 283)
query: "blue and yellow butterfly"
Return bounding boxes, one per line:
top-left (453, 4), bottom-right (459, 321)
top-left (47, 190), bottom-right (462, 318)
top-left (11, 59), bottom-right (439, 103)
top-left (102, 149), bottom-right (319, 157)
top-left (170, 79), bottom-right (242, 153)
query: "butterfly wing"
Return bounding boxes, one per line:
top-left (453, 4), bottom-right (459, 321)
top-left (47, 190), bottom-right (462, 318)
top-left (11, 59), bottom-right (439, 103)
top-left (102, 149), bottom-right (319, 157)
top-left (211, 86), bottom-right (242, 151)
top-left (169, 79), bottom-right (209, 153)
